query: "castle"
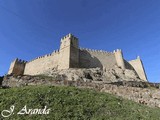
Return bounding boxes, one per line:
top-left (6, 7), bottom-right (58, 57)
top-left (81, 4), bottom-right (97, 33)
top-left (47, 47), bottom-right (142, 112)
top-left (8, 33), bottom-right (147, 81)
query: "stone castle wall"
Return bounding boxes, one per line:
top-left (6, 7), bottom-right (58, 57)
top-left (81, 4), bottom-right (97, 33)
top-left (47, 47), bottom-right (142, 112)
top-left (22, 49), bottom-right (147, 81)
top-left (79, 48), bottom-right (116, 69)
top-left (24, 51), bottom-right (59, 75)
top-left (129, 57), bottom-right (147, 81)
top-left (58, 34), bottom-right (79, 69)
top-left (8, 59), bottom-right (26, 75)
top-left (8, 34), bottom-right (148, 81)
top-left (24, 48), bottom-right (117, 75)
top-left (114, 49), bottom-right (125, 69)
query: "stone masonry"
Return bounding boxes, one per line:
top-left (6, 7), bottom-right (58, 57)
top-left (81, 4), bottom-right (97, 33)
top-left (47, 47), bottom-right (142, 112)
top-left (8, 33), bottom-right (147, 81)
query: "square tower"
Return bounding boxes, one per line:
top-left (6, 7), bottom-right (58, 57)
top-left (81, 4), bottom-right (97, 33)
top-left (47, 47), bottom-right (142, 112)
top-left (8, 58), bottom-right (26, 75)
top-left (58, 33), bottom-right (79, 69)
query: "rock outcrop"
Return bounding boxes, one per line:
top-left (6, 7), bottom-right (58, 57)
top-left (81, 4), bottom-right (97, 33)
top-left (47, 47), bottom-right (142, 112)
top-left (2, 67), bottom-right (160, 108)
top-left (43, 65), bottom-right (141, 83)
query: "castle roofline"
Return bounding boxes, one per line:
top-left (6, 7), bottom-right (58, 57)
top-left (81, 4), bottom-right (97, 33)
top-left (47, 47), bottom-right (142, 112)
top-left (61, 33), bottom-right (78, 41)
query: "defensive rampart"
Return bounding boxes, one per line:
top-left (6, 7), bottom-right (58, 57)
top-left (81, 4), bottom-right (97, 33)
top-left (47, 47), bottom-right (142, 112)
top-left (24, 50), bottom-right (59, 75)
top-left (79, 48), bottom-right (116, 69)
top-left (8, 59), bottom-right (27, 75)
top-left (129, 57), bottom-right (147, 81)
top-left (8, 33), bottom-right (148, 81)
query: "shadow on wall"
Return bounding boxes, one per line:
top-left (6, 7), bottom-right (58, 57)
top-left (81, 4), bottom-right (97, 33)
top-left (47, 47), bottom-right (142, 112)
top-left (124, 60), bottom-right (134, 70)
top-left (124, 60), bottom-right (141, 79)
top-left (79, 50), bottom-right (103, 69)
top-left (0, 76), bottom-right (3, 86)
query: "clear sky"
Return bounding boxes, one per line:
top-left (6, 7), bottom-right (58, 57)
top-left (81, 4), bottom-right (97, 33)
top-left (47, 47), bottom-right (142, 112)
top-left (0, 0), bottom-right (160, 82)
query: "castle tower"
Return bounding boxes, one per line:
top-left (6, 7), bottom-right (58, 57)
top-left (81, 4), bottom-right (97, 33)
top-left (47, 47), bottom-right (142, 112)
top-left (8, 58), bottom-right (26, 75)
top-left (114, 49), bottom-right (125, 69)
top-left (58, 33), bottom-right (79, 69)
top-left (129, 56), bottom-right (148, 81)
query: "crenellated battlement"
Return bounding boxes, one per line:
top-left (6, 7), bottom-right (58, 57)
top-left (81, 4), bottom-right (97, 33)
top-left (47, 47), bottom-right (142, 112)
top-left (113, 49), bottom-right (122, 53)
top-left (113, 49), bottom-right (123, 55)
top-left (52, 49), bottom-right (60, 55)
top-left (8, 58), bottom-right (27, 75)
top-left (59, 33), bottom-right (79, 69)
top-left (80, 48), bottom-right (113, 55)
top-left (61, 33), bottom-right (78, 41)
top-left (114, 49), bottom-right (125, 69)
top-left (27, 50), bottom-right (60, 63)
top-left (12, 58), bottom-right (27, 64)
top-left (8, 33), bottom-right (147, 81)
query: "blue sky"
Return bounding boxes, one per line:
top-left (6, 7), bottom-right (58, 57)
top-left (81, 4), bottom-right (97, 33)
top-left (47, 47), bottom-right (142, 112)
top-left (0, 0), bottom-right (160, 82)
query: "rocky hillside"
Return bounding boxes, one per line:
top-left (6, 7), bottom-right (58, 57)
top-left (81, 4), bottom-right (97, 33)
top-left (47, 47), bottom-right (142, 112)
top-left (43, 65), bottom-right (142, 82)
top-left (2, 69), bottom-right (160, 108)
top-left (2, 66), bottom-right (146, 88)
